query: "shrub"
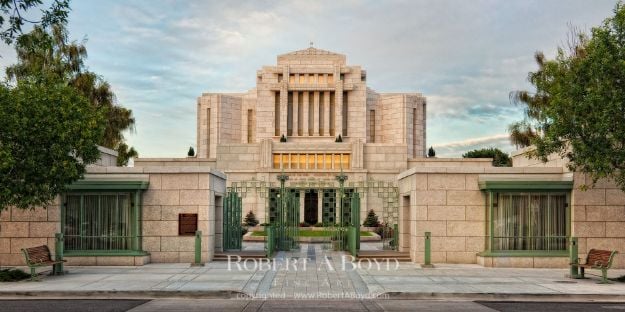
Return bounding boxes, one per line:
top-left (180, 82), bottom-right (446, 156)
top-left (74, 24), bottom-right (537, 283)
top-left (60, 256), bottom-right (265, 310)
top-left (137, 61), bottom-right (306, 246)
top-left (280, 134), bottom-right (287, 142)
top-left (428, 146), bottom-right (436, 157)
top-left (335, 135), bottom-right (343, 142)
top-left (363, 209), bottom-right (380, 227)
top-left (187, 146), bottom-right (195, 157)
top-left (299, 222), bottom-right (310, 227)
top-left (243, 210), bottom-right (259, 227)
top-left (313, 222), bottom-right (324, 227)
top-left (0, 268), bottom-right (30, 282)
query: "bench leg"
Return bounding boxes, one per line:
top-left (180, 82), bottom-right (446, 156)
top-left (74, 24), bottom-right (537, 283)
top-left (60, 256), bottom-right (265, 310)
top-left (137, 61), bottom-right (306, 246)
top-left (29, 267), bottom-right (40, 281)
top-left (579, 267), bottom-right (585, 278)
top-left (598, 268), bottom-right (612, 284)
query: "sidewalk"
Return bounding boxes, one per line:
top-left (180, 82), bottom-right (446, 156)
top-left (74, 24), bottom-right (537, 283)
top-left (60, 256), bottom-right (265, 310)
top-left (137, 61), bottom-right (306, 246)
top-left (2, 250), bottom-right (625, 300)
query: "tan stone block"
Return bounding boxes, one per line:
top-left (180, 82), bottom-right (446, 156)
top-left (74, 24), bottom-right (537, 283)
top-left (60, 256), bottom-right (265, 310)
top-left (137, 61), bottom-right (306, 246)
top-left (606, 190), bottom-right (625, 205)
top-left (465, 206), bottom-right (485, 221)
top-left (46, 205), bottom-right (61, 222)
top-left (161, 236), bottom-right (195, 252)
top-left (96, 256), bottom-right (135, 266)
top-left (492, 257), bottom-right (533, 268)
top-left (577, 237), bottom-right (587, 254)
top-left (149, 174), bottom-right (162, 190)
top-left (142, 237), bottom-right (160, 252)
top-left (606, 222), bottom-right (625, 237)
top-left (447, 191), bottom-right (484, 206)
top-left (0, 253), bottom-right (26, 266)
top-left (466, 237), bottom-right (486, 252)
top-left (427, 174), bottom-right (465, 190)
top-left (414, 206), bottom-right (427, 220)
top-left (29, 222), bottom-right (59, 237)
top-left (573, 205), bottom-right (586, 222)
top-left (180, 190), bottom-right (210, 205)
top-left (142, 205), bottom-right (162, 221)
top-left (143, 190), bottom-right (180, 206)
top-left (414, 221), bottom-right (446, 236)
top-left (533, 257), bottom-right (568, 268)
top-left (427, 206), bottom-right (464, 221)
top-left (414, 175), bottom-right (427, 190)
top-left (586, 206), bottom-right (625, 221)
top-left (198, 174), bottom-right (210, 189)
top-left (574, 189), bottom-right (605, 205)
top-left (574, 222), bottom-right (606, 237)
top-left (593, 177), bottom-right (619, 189)
top-left (0, 238), bottom-right (10, 253)
top-left (179, 252), bottom-right (195, 263)
top-left (150, 251), bottom-right (179, 263)
top-left (447, 221), bottom-right (485, 236)
top-left (198, 205), bottom-right (209, 221)
top-left (431, 237), bottom-right (465, 252)
top-left (161, 206), bottom-right (199, 221)
top-left (477, 256), bottom-right (492, 267)
top-left (446, 252), bottom-right (476, 264)
top-left (162, 174), bottom-right (199, 190)
top-left (11, 208), bottom-right (47, 221)
top-left (586, 237), bottom-right (625, 252)
top-left (65, 256), bottom-right (96, 266)
top-left (414, 191), bottom-right (446, 205)
top-left (10, 238), bottom-right (47, 253)
top-left (134, 255), bottom-right (150, 266)
top-left (143, 221), bottom-right (178, 236)
top-left (0, 222), bottom-right (29, 237)
top-left (465, 175), bottom-right (480, 190)
top-left (431, 252), bottom-right (446, 263)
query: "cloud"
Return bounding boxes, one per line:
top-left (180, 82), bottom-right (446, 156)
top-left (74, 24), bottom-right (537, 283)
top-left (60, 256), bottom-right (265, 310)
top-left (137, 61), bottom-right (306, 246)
top-left (433, 134), bottom-right (515, 158)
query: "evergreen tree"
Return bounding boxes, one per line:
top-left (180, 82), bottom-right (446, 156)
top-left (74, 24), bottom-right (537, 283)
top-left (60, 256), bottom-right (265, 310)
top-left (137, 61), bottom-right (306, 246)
top-left (187, 146), bottom-right (195, 157)
top-left (428, 146), bottom-right (436, 158)
top-left (363, 209), bottom-right (380, 227)
top-left (243, 210), bottom-right (259, 227)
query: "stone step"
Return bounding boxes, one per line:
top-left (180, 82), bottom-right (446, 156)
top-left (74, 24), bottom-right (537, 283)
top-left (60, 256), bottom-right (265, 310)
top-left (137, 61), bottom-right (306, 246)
top-left (213, 251), bottom-right (267, 261)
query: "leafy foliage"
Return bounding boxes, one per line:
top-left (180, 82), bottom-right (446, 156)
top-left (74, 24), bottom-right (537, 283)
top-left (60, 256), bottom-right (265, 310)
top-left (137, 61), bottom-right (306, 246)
top-left (462, 147), bottom-right (512, 167)
top-left (427, 146), bottom-right (436, 157)
top-left (243, 210), bottom-right (259, 227)
top-left (0, 268), bottom-right (31, 281)
top-left (116, 143), bottom-right (138, 166)
top-left (363, 209), bottom-right (380, 227)
top-left (509, 3), bottom-right (625, 190)
top-left (0, 81), bottom-right (105, 210)
top-left (0, 0), bottom-right (69, 45)
top-left (6, 24), bottom-right (137, 165)
top-left (187, 146), bottom-right (195, 157)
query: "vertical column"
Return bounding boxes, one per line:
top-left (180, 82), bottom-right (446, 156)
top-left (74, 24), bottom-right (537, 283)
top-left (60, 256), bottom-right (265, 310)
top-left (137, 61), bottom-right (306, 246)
top-left (303, 92), bottom-right (309, 136)
top-left (313, 91), bottom-right (320, 135)
top-left (293, 92), bottom-right (299, 137)
top-left (279, 89), bottom-right (287, 137)
top-left (317, 190), bottom-right (323, 224)
top-left (300, 190), bottom-right (305, 223)
top-left (323, 91), bottom-right (330, 137)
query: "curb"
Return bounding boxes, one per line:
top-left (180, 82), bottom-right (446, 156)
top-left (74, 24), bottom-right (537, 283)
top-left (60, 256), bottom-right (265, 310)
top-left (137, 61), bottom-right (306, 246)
top-left (0, 290), bottom-right (249, 300)
top-left (381, 292), bottom-right (625, 302)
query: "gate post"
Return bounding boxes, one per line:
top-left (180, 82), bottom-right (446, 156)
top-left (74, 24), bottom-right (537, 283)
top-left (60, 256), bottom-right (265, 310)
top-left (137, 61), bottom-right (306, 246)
top-left (266, 225), bottom-right (275, 257)
top-left (422, 231), bottom-right (434, 268)
top-left (54, 233), bottom-right (64, 275)
top-left (192, 230), bottom-right (204, 266)
top-left (569, 237), bottom-right (579, 278)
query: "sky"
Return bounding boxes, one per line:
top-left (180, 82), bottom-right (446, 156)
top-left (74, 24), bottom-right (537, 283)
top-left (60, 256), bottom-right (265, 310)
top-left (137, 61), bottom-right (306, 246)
top-left (0, 0), bottom-right (619, 157)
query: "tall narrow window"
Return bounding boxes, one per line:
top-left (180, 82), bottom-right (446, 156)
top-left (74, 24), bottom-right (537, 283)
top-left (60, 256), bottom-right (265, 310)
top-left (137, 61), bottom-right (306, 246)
top-left (298, 92), bottom-right (303, 136)
top-left (274, 93), bottom-right (280, 136)
top-left (412, 108), bottom-right (417, 157)
top-left (342, 92), bottom-right (348, 137)
top-left (287, 92), bottom-right (293, 136)
top-left (247, 109), bottom-right (254, 143)
top-left (206, 108), bottom-right (211, 157)
top-left (328, 74), bottom-right (334, 84)
top-left (289, 74), bottom-right (295, 84)
top-left (308, 93), bottom-right (314, 136)
top-left (329, 92), bottom-right (335, 136)
top-left (299, 74), bottom-right (305, 84)
top-left (369, 110), bottom-right (376, 142)
top-left (318, 92), bottom-right (324, 136)
top-left (318, 74), bottom-right (326, 84)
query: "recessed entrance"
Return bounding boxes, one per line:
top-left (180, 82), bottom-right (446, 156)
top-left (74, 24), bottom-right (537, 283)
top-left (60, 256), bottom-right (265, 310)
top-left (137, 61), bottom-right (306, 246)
top-left (304, 190), bottom-right (318, 225)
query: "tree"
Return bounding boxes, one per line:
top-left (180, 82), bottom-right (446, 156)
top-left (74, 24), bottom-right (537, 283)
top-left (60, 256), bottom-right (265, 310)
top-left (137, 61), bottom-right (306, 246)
top-left (463, 148), bottom-right (512, 167)
top-left (335, 135), bottom-right (343, 142)
top-left (280, 134), bottom-right (287, 142)
top-left (509, 3), bottom-right (625, 190)
top-left (6, 24), bottom-right (137, 165)
top-left (427, 146), bottom-right (436, 157)
top-left (243, 210), bottom-right (259, 227)
top-left (0, 81), bottom-right (105, 210)
top-left (0, 0), bottom-right (69, 45)
top-left (363, 209), bottom-right (380, 227)
top-left (187, 146), bottom-right (195, 157)
top-left (116, 143), bottom-right (138, 166)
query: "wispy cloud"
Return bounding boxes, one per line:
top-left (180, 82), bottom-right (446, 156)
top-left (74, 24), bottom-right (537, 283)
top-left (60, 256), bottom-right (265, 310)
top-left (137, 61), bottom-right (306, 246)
top-left (433, 134), bottom-right (513, 158)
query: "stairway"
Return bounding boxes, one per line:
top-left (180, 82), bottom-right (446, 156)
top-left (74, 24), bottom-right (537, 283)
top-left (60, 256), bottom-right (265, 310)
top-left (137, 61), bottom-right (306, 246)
top-left (212, 250), bottom-right (268, 261)
top-left (355, 250), bottom-right (412, 262)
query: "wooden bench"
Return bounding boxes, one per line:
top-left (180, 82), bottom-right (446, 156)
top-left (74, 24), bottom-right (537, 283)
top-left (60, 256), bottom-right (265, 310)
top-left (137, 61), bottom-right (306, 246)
top-left (575, 248), bottom-right (617, 283)
top-left (21, 245), bottom-right (66, 280)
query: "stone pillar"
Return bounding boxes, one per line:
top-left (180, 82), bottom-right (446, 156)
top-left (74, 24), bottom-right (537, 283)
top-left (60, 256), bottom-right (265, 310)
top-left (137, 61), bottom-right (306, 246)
top-left (313, 91), bottom-right (320, 136)
top-left (293, 92), bottom-right (299, 137)
top-left (300, 190), bottom-right (305, 223)
top-left (303, 92), bottom-right (310, 136)
top-left (323, 91), bottom-right (330, 137)
top-left (280, 89), bottom-right (288, 137)
top-left (336, 87), bottom-right (343, 137)
top-left (317, 190), bottom-right (323, 224)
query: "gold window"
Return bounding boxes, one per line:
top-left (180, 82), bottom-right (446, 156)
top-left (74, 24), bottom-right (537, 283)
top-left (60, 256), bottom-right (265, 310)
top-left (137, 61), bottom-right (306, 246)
top-left (316, 154), bottom-right (324, 169)
top-left (318, 74), bottom-right (326, 84)
top-left (273, 154), bottom-right (281, 169)
top-left (289, 74), bottom-right (295, 84)
top-left (299, 74), bottom-right (305, 84)
top-left (327, 74), bottom-right (334, 84)
top-left (291, 154), bottom-right (299, 169)
top-left (308, 154), bottom-right (315, 169)
top-left (282, 154), bottom-right (289, 169)
top-left (333, 154), bottom-right (341, 169)
top-left (341, 154), bottom-right (350, 169)
top-left (324, 154), bottom-right (332, 169)
top-left (308, 74), bottom-right (314, 84)
top-left (299, 154), bottom-right (306, 169)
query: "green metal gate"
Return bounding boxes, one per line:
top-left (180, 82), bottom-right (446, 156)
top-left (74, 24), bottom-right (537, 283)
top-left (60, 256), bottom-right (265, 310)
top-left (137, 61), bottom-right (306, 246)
top-left (223, 191), bottom-right (242, 250)
top-left (267, 172), bottom-right (300, 253)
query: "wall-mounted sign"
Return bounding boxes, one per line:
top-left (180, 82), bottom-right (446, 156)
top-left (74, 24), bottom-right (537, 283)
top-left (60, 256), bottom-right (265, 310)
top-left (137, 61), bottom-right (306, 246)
top-left (179, 213), bottom-right (198, 236)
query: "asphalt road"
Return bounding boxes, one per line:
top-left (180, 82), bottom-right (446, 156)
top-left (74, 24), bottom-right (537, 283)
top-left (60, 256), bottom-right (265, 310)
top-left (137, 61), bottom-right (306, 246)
top-left (1, 299), bottom-right (625, 311)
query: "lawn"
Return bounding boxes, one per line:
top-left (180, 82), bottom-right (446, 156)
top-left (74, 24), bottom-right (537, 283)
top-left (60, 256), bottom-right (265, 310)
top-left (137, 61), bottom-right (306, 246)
top-left (251, 230), bottom-right (373, 237)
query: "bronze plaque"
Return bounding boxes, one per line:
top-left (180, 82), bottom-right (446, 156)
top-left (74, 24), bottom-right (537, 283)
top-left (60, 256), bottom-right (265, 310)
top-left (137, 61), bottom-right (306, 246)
top-left (179, 213), bottom-right (198, 236)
